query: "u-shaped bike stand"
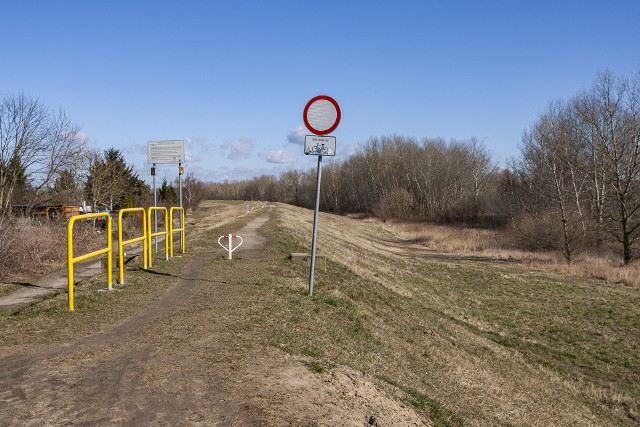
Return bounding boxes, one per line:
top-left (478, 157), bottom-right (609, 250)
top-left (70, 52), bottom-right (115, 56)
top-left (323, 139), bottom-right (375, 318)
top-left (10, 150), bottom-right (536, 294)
top-left (218, 234), bottom-right (243, 259)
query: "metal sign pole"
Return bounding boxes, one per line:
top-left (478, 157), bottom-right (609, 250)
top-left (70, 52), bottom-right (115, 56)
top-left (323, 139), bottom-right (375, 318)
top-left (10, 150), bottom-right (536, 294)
top-left (308, 154), bottom-right (323, 296)
top-left (147, 140), bottom-right (186, 254)
top-left (178, 162), bottom-right (183, 209)
top-left (178, 162), bottom-right (183, 248)
top-left (152, 163), bottom-right (158, 253)
top-left (302, 94), bottom-right (340, 297)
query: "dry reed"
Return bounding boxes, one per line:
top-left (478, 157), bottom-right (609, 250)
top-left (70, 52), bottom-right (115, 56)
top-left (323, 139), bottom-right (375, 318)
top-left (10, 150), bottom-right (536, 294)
top-left (389, 221), bottom-right (640, 289)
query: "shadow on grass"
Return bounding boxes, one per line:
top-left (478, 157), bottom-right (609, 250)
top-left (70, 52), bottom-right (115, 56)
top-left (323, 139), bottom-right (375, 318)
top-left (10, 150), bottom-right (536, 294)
top-left (12, 282), bottom-right (43, 289)
top-left (142, 268), bottom-right (235, 286)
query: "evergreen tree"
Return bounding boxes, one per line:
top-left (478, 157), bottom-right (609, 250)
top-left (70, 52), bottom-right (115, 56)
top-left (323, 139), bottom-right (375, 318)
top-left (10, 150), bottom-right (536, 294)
top-left (85, 148), bottom-right (150, 210)
top-left (52, 169), bottom-right (81, 204)
top-left (159, 178), bottom-right (178, 206)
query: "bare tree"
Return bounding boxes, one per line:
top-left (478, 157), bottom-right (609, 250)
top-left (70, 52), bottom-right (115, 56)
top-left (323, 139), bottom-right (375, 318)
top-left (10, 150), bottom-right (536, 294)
top-left (0, 93), bottom-right (86, 214)
top-left (181, 173), bottom-right (206, 210)
top-left (518, 100), bottom-right (591, 262)
top-left (465, 137), bottom-right (498, 220)
top-left (83, 150), bottom-right (113, 210)
top-left (586, 71), bottom-right (640, 264)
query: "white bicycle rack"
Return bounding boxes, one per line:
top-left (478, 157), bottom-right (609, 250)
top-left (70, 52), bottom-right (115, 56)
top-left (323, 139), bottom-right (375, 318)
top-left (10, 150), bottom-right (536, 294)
top-left (218, 234), bottom-right (243, 260)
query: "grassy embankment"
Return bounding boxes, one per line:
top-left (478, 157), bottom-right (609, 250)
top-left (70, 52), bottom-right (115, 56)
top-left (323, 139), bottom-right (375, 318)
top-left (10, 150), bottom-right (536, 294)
top-left (1, 200), bottom-right (638, 426)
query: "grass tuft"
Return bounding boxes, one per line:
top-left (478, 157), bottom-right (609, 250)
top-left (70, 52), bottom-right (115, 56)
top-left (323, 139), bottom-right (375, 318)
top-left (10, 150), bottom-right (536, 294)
top-left (306, 361), bottom-right (325, 374)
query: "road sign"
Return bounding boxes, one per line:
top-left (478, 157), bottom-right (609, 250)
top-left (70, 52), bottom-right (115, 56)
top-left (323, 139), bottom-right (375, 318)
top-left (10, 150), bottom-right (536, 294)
top-left (147, 140), bottom-right (185, 164)
top-left (303, 95), bottom-right (341, 135)
top-left (304, 135), bottom-right (336, 156)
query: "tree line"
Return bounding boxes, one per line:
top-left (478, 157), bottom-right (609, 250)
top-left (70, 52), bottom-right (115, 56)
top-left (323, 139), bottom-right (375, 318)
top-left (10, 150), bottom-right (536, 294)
top-left (4, 68), bottom-right (638, 264)
top-left (208, 136), bottom-right (497, 222)
top-left (510, 70), bottom-right (640, 264)
top-left (207, 69), bottom-right (640, 264)
top-left (0, 93), bottom-right (206, 215)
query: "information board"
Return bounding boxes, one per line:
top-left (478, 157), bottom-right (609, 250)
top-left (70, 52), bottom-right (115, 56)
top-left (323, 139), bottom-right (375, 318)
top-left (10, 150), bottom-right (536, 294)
top-left (147, 140), bottom-right (185, 164)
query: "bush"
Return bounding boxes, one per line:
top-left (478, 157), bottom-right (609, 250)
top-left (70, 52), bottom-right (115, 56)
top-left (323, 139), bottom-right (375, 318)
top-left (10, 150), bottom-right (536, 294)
top-left (0, 216), bottom-right (107, 282)
top-left (373, 188), bottom-right (414, 222)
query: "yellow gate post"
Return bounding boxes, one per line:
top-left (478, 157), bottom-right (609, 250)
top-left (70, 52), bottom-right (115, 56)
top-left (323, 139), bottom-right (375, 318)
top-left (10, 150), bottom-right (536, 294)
top-left (118, 208), bottom-right (148, 284)
top-left (169, 207), bottom-right (185, 257)
top-left (67, 213), bottom-right (113, 311)
top-left (147, 207), bottom-right (168, 267)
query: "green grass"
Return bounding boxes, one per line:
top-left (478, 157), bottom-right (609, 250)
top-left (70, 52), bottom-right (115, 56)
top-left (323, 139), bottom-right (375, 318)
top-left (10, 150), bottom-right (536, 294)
top-left (403, 388), bottom-right (465, 427)
top-left (306, 361), bottom-right (326, 374)
top-left (0, 283), bottom-right (20, 298)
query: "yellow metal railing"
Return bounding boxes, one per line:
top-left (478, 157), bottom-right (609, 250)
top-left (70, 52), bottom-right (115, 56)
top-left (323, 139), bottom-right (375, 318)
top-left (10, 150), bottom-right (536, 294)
top-left (169, 207), bottom-right (185, 257)
top-left (147, 207), bottom-right (168, 267)
top-left (67, 213), bottom-right (112, 311)
top-left (118, 208), bottom-right (148, 284)
top-left (66, 206), bottom-right (186, 311)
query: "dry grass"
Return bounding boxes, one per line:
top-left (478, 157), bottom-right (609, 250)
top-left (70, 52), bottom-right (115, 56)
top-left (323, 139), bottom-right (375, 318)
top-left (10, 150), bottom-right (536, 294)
top-left (0, 217), bottom-right (114, 284)
top-left (0, 218), bottom-right (69, 282)
top-left (268, 203), bottom-right (639, 425)
top-left (1, 201), bottom-right (638, 425)
top-left (391, 221), bottom-right (640, 289)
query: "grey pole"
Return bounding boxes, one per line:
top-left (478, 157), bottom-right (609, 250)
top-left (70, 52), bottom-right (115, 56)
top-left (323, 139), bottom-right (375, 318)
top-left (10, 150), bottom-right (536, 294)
top-left (308, 154), bottom-right (323, 296)
top-left (179, 162), bottom-right (183, 248)
top-left (179, 162), bottom-right (183, 209)
top-left (153, 163), bottom-right (158, 253)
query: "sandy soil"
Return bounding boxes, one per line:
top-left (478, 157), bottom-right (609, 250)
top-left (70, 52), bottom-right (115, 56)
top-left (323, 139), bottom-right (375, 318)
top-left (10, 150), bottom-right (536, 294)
top-left (0, 207), bottom-right (427, 426)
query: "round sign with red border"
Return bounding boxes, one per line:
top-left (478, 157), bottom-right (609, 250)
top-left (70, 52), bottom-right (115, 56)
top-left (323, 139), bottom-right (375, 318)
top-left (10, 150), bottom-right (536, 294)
top-left (303, 95), bottom-right (341, 135)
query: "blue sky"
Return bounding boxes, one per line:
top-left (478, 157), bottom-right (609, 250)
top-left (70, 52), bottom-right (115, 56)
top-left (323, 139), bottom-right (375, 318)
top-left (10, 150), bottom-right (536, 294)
top-left (2, 1), bottom-right (639, 184)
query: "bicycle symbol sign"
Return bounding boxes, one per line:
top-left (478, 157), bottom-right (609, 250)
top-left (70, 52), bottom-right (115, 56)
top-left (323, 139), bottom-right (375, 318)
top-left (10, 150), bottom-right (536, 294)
top-left (304, 135), bottom-right (336, 156)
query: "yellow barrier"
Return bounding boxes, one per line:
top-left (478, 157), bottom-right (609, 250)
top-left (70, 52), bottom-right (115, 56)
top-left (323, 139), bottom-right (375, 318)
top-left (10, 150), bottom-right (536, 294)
top-left (147, 207), bottom-right (168, 267)
top-left (67, 213), bottom-right (112, 311)
top-left (169, 207), bottom-right (185, 257)
top-left (118, 208), bottom-right (148, 284)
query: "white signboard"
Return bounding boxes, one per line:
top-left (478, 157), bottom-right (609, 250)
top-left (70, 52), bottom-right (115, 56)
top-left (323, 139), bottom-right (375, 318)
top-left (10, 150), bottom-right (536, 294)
top-left (304, 135), bottom-right (336, 156)
top-left (147, 140), bottom-right (185, 164)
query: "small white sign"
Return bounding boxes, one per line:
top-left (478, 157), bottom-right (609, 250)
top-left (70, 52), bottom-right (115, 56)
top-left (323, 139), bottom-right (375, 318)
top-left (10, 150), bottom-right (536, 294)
top-left (304, 135), bottom-right (336, 156)
top-left (147, 140), bottom-right (185, 164)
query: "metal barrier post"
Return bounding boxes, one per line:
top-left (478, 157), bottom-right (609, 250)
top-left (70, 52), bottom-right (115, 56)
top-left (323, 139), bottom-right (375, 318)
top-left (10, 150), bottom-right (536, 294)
top-left (118, 208), bottom-right (148, 284)
top-left (67, 213), bottom-right (113, 311)
top-left (217, 234), bottom-right (243, 260)
top-left (147, 207), bottom-right (168, 267)
top-left (169, 207), bottom-right (185, 257)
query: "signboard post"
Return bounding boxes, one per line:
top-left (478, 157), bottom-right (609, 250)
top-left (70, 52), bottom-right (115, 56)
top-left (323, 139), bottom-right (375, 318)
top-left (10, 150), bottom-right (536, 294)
top-left (151, 164), bottom-right (158, 252)
top-left (147, 140), bottom-right (186, 253)
top-left (303, 96), bottom-right (341, 296)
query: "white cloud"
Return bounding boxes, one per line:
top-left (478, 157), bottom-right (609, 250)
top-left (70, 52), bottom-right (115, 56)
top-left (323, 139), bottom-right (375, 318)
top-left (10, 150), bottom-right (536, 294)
top-left (121, 142), bottom-right (146, 157)
top-left (76, 131), bottom-right (90, 143)
top-left (221, 138), bottom-right (254, 160)
top-left (260, 150), bottom-right (297, 163)
top-left (286, 125), bottom-right (307, 145)
top-left (185, 135), bottom-right (208, 145)
top-left (192, 164), bottom-right (282, 183)
top-left (184, 135), bottom-right (211, 162)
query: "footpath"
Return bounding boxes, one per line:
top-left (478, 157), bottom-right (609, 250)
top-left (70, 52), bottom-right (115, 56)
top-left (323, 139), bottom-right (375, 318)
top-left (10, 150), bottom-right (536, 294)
top-left (0, 260), bottom-right (102, 312)
top-left (0, 238), bottom-right (158, 312)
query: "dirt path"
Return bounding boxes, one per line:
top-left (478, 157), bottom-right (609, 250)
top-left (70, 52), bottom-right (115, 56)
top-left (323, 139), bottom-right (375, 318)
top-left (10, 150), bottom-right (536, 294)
top-left (0, 208), bottom-right (425, 426)
top-left (0, 216), bottom-right (269, 426)
top-left (0, 260), bottom-right (102, 312)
